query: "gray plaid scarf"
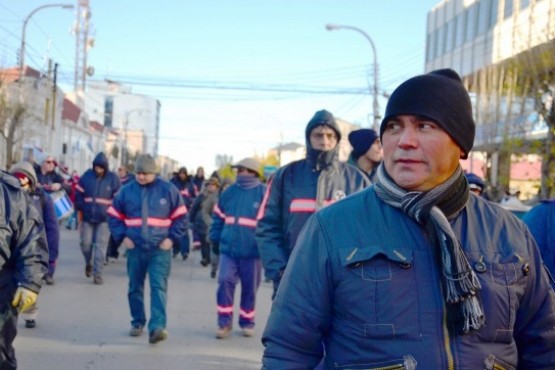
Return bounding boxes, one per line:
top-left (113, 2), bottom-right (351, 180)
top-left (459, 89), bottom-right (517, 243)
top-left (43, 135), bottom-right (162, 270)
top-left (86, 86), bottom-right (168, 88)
top-left (374, 164), bottom-right (485, 334)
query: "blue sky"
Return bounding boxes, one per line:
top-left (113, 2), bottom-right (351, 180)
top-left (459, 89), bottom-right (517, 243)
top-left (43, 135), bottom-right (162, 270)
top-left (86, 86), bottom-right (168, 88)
top-left (1, 0), bottom-right (440, 173)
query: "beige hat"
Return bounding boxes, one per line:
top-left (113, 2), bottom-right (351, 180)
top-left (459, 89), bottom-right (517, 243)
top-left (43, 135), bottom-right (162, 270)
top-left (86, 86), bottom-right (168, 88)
top-left (232, 157), bottom-right (261, 176)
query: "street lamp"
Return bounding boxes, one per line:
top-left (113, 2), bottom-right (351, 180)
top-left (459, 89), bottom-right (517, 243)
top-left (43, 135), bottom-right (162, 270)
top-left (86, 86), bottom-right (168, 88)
top-left (19, 3), bottom-right (74, 82)
top-left (326, 23), bottom-right (380, 130)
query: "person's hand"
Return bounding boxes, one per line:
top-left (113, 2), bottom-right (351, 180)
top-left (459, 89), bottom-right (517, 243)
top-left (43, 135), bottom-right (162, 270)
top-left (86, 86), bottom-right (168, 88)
top-left (159, 238), bottom-right (173, 250)
top-left (49, 183), bottom-right (62, 191)
top-left (123, 237), bottom-right (135, 249)
top-left (11, 287), bottom-right (38, 313)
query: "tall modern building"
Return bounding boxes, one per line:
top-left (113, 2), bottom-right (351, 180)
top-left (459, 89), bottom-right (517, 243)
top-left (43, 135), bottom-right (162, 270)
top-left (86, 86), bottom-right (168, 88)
top-left (84, 80), bottom-right (161, 158)
top-left (425, 0), bottom-right (555, 194)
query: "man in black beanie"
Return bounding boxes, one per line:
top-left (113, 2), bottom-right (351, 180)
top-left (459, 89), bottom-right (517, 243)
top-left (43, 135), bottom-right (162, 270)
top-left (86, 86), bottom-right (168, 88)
top-left (256, 109), bottom-right (369, 299)
top-left (348, 128), bottom-right (383, 182)
top-left (261, 69), bottom-right (555, 369)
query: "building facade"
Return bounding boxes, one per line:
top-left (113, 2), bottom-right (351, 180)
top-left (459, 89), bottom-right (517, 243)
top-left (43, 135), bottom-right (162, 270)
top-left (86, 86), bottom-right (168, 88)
top-left (425, 0), bottom-right (555, 198)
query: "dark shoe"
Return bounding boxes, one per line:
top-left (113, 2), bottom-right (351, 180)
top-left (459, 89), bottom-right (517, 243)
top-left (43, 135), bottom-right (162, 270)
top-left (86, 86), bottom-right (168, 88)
top-left (129, 325), bottom-right (144, 337)
top-left (25, 320), bottom-right (36, 329)
top-left (93, 275), bottom-right (103, 285)
top-left (45, 275), bottom-right (55, 285)
top-left (200, 259), bottom-right (209, 267)
top-left (149, 329), bottom-right (168, 344)
top-left (182, 253), bottom-right (188, 261)
top-left (85, 264), bottom-right (92, 277)
top-left (210, 271), bottom-right (216, 279)
top-left (215, 326), bottom-right (232, 339)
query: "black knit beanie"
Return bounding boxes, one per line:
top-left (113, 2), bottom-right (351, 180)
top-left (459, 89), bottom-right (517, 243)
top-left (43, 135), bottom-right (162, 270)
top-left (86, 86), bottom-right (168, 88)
top-left (348, 129), bottom-right (379, 160)
top-left (380, 69), bottom-right (475, 159)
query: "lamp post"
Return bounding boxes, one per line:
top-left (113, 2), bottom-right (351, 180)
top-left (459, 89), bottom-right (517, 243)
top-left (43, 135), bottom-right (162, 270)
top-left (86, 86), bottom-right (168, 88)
top-left (326, 23), bottom-right (380, 130)
top-left (19, 3), bottom-right (74, 82)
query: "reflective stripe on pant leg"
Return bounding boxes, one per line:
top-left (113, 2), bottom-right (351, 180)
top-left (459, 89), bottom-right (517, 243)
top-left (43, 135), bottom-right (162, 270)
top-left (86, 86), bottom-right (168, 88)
top-left (217, 254), bottom-right (239, 328)
top-left (238, 257), bottom-right (262, 329)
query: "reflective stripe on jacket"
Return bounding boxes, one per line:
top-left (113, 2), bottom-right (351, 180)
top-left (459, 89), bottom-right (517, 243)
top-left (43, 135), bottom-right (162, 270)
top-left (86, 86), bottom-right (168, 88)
top-left (75, 169), bottom-right (120, 223)
top-left (255, 159), bottom-right (369, 280)
top-left (210, 183), bottom-right (266, 259)
top-left (107, 177), bottom-right (188, 251)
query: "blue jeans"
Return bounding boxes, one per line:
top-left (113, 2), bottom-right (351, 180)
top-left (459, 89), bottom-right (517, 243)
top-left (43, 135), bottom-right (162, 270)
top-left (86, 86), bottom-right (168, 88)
top-left (126, 247), bottom-right (172, 332)
top-left (80, 222), bottom-right (110, 277)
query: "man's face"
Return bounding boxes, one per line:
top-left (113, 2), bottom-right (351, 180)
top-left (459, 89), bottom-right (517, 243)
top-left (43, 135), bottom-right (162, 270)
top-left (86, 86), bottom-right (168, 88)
top-left (364, 139), bottom-right (383, 164)
top-left (118, 167), bottom-right (128, 177)
top-left (381, 115), bottom-right (462, 192)
top-left (136, 172), bottom-right (156, 185)
top-left (94, 166), bottom-right (106, 177)
top-left (42, 157), bottom-right (55, 172)
top-left (309, 125), bottom-right (338, 151)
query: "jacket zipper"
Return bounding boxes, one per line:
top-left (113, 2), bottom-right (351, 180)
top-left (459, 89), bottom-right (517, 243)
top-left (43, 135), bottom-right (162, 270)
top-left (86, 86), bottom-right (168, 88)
top-left (442, 304), bottom-right (455, 370)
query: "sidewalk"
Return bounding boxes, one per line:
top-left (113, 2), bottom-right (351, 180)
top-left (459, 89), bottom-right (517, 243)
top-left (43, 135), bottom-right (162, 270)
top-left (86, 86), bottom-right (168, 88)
top-left (14, 227), bottom-right (272, 370)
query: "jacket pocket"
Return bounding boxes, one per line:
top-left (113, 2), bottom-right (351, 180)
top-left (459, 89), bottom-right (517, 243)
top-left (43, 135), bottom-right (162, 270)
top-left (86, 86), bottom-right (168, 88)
top-left (483, 354), bottom-right (516, 370)
top-left (338, 246), bottom-right (418, 340)
top-left (467, 252), bottom-right (529, 344)
top-left (334, 354), bottom-right (417, 369)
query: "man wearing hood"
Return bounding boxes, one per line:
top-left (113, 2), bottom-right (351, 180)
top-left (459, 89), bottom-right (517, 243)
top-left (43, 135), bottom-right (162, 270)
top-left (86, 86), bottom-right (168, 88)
top-left (255, 109), bottom-right (369, 298)
top-left (0, 168), bottom-right (48, 370)
top-left (75, 152), bottom-right (121, 284)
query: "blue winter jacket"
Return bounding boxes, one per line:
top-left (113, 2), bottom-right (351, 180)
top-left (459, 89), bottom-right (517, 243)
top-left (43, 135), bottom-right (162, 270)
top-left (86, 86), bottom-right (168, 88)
top-left (523, 199), bottom-right (555, 283)
top-left (75, 153), bottom-right (121, 224)
top-left (170, 175), bottom-right (195, 209)
top-left (210, 182), bottom-right (266, 259)
top-left (255, 159), bottom-right (369, 281)
top-left (262, 187), bottom-right (555, 369)
top-left (107, 177), bottom-right (188, 251)
top-left (256, 110), bottom-right (370, 282)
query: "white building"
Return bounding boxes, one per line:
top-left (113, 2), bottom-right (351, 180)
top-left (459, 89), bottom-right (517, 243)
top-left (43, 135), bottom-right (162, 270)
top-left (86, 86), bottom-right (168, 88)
top-left (83, 80), bottom-right (161, 158)
top-left (425, 0), bottom-right (555, 195)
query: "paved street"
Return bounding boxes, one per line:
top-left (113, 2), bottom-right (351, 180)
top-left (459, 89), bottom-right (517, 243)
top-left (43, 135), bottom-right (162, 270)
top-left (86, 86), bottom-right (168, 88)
top-left (14, 227), bottom-right (273, 370)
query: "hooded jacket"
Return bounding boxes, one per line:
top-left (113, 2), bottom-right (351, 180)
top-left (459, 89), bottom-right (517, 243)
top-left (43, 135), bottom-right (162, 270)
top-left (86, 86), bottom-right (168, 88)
top-left (0, 171), bottom-right (49, 293)
top-left (10, 161), bottom-right (59, 267)
top-left (75, 152), bottom-right (121, 223)
top-left (262, 188), bottom-right (555, 369)
top-left (255, 110), bottom-right (370, 281)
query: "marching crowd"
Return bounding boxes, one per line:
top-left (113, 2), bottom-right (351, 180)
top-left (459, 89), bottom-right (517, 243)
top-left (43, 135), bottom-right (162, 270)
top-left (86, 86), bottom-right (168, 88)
top-left (2, 68), bottom-right (555, 369)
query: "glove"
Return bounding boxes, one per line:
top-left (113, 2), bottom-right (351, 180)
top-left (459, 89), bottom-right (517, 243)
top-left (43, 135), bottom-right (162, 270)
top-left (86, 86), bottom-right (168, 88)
top-left (11, 287), bottom-right (38, 313)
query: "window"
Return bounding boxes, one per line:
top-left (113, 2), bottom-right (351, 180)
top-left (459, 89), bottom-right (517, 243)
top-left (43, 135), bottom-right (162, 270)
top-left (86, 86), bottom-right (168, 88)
top-left (436, 23), bottom-right (446, 56)
top-left (520, 0), bottom-right (530, 9)
top-left (445, 19), bottom-right (455, 52)
top-left (504, 0), bottom-right (514, 18)
top-left (426, 32), bottom-right (435, 62)
top-left (455, 12), bottom-right (465, 47)
top-left (477, 0), bottom-right (491, 35)
top-left (489, 0), bottom-right (499, 27)
top-left (465, 4), bottom-right (478, 42)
